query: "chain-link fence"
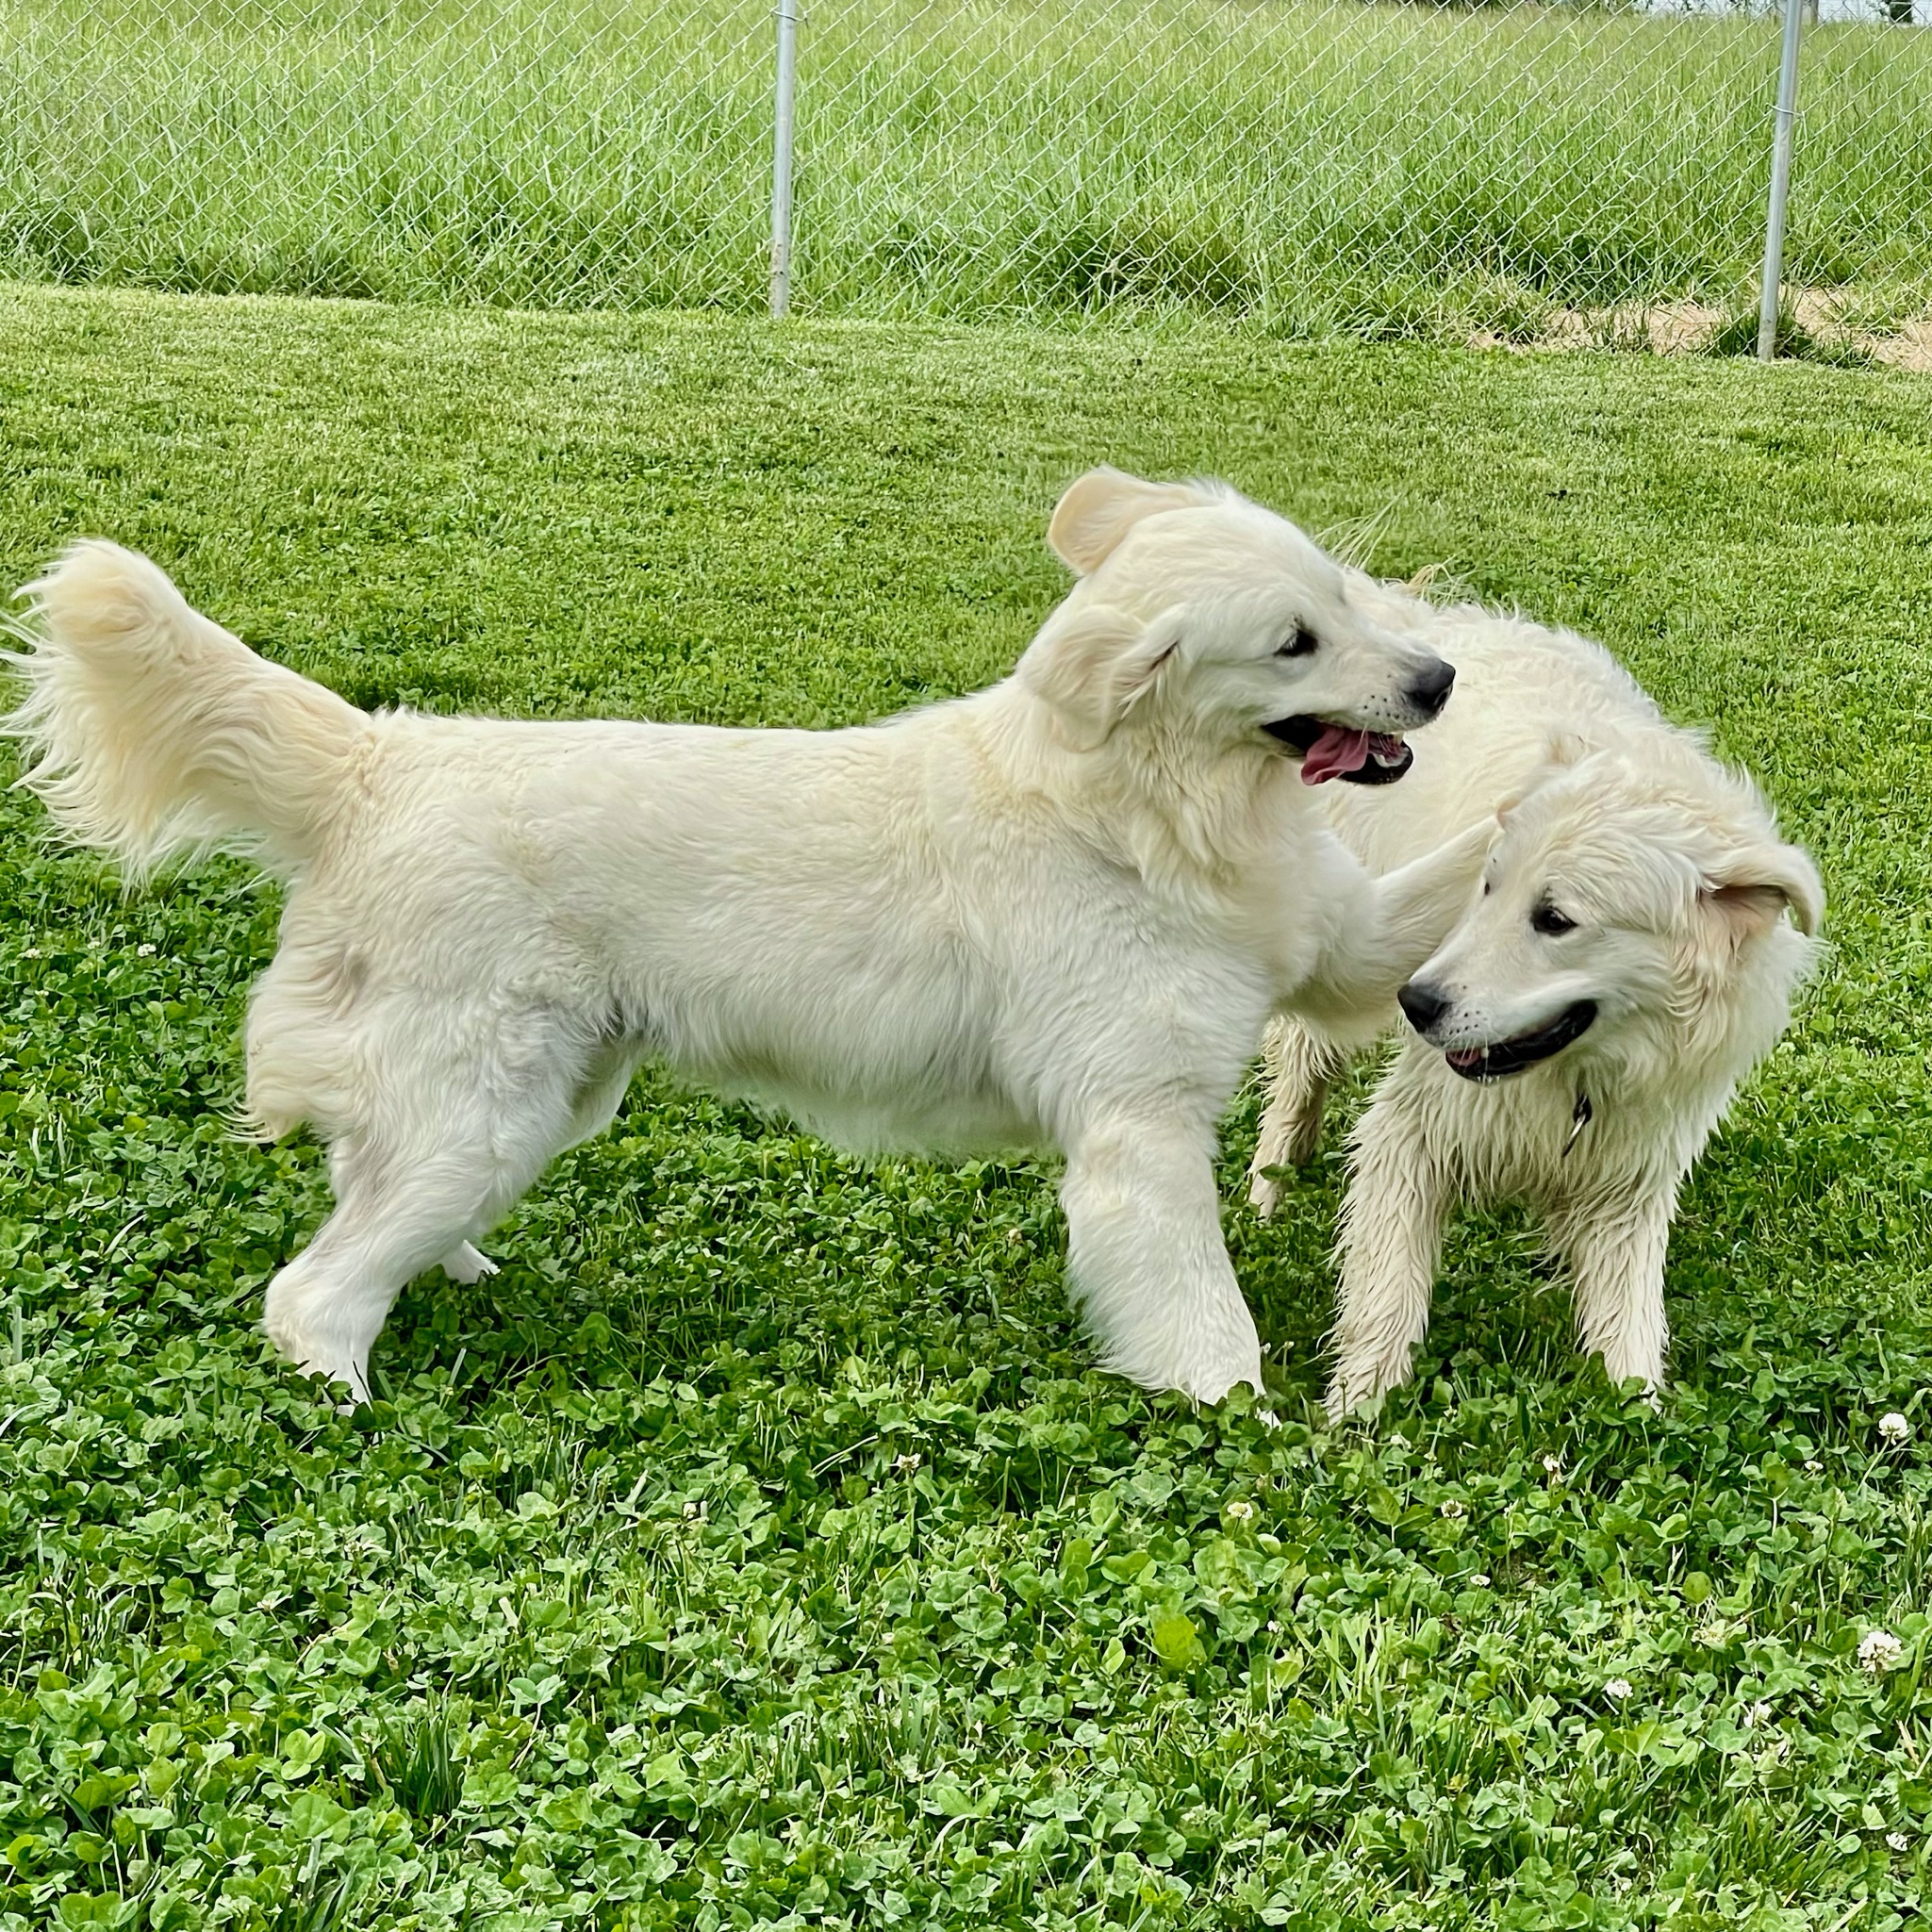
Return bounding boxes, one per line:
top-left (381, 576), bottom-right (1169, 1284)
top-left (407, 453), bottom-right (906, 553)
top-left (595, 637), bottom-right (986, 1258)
top-left (4, 0), bottom-right (1928, 344)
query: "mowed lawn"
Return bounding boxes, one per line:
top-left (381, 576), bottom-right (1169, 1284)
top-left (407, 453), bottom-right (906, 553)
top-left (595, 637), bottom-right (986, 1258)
top-left (2, 284), bottom-right (1931, 1931)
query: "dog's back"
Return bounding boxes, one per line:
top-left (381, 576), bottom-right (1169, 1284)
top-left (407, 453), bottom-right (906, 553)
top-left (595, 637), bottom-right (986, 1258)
top-left (1317, 581), bottom-right (1675, 878)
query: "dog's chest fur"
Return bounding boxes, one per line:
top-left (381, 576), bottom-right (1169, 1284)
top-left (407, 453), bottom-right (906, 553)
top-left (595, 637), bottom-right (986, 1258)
top-left (1386, 1045), bottom-right (1742, 1210)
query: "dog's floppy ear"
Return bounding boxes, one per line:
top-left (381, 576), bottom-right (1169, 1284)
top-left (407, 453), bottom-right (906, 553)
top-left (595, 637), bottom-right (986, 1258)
top-left (1017, 603), bottom-right (1181, 751)
top-left (1702, 839), bottom-right (1825, 943)
top-left (1048, 469), bottom-right (1215, 576)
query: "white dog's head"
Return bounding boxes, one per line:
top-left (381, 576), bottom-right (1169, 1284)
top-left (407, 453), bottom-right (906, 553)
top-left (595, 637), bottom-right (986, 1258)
top-left (1396, 746), bottom-right (1824, 1084)
top-left (1016, 468), bottom-right (1456, 783)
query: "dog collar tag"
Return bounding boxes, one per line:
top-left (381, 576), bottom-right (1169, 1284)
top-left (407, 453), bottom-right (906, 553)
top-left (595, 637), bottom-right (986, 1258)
top-left (1563, 1090), bottom-right (1593, 1158)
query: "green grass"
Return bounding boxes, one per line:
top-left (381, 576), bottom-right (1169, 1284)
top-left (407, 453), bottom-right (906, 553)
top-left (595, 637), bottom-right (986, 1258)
top-left (3, 282), bottom-right (1932, 1929)
top-left (4, 0), bottom-right (1931, 332)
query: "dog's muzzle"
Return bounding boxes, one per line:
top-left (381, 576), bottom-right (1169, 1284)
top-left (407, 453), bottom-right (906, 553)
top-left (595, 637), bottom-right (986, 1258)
top-left (1415, 999), bottom-right (1600, 1082)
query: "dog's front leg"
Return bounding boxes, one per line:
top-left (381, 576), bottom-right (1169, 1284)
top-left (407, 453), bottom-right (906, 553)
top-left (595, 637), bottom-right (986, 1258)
top-left (1247, 1017), bottom-right (1350, 1216)
top-left (1062, 1114), bottom-right (1263, 1403)
top-left (1290, 817), bottom-right (1494, 1033)
top-left (1549, 1189), bottom-right (1674, 1397)
top-left (1326, 1092), bottom-right (1450, 1417)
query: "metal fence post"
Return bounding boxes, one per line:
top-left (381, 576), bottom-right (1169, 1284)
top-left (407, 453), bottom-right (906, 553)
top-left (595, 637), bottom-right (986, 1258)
top-left (769, 0), bottom-right (799, 318)
top-left (1757, 0), bottom-right (1805, 362)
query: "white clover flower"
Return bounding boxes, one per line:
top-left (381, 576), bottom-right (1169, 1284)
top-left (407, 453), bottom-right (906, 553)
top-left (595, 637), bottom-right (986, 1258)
top-left (1541, 1452), bottom-right (1563, 1478)
top-left (137, 943), bottom-right (157, 957)
top-left (1804, 1459), bottom-right (1823, 1474)
top-left (893, 1453), bottom-right (920, 1475)
top-left (1879, 1412), bottom-right (1912, 1448)
top-left (1604, 1677), bottom-right (1633, 1703)
top-left (1439, 1499), bottom-right (1466, 1519)
top-left (1888, 1831), bottom-right (1910, 1853)
top-left (1225, 1498), bottom-right (1255, 1521)
top-left (1742, 1700), bottom-right (1772, 1727)
top-left (682, 1498), bottom-right (702, 1519)
top-left (1859, 1628), bottom-right (1905, 1673)
top-left (23, 948), bottom-right (40, 960)
top-left (1470, 1574), bottom-right (1491, 1589)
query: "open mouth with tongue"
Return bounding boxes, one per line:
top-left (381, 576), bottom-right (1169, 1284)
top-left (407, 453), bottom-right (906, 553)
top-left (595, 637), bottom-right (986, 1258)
top-left (1262, 715), bottom-right (1413, 786)
top-left (1442, 1001), bottom-right (1597, 1082)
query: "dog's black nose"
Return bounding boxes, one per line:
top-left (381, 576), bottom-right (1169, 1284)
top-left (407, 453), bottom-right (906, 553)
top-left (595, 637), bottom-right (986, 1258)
top-left (1406, 658), bottom-right (1456, 718)
top-left (1397, 981), bottom-right (1451, 1036)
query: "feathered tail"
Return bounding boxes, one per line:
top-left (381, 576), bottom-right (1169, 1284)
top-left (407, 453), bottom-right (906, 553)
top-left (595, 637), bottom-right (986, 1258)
top-left (4, 541), bottom-right (366, 878)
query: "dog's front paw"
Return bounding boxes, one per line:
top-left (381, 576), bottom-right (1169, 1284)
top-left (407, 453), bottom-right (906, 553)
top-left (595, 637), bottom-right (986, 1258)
top-left (1178, 1352), bottom-right (1266, 1408)
top-left (286, 1349), bottom-right (372, 1409)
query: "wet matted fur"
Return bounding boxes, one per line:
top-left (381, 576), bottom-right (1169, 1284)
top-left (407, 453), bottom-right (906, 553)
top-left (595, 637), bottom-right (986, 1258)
top-left (1249, 574), bottom-right (1822, 1414)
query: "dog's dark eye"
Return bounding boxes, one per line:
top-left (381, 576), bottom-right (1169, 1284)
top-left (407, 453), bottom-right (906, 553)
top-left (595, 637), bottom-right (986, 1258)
top-left (1531, 901), bottom-right (1577, 936)
top-left (1276, 625), bottom-right (1318, 659)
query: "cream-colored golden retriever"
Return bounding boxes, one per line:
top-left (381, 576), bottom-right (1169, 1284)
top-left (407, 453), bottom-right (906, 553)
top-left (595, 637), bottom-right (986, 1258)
top-left (8, 471), bottom-right (1492, 1406)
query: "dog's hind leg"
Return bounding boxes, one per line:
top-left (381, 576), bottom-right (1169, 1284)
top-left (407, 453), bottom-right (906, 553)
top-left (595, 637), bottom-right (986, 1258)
top-left (1549, 1190), bottom-right (1672, 1397)
top-left (261, 1003), bottom-right (592, 1402)
top-left (1326, 1093), bottom-right (1449, 1417)
top-left (439, 1242), bottom-right (499, 1284)
top-left (1061, 1113), bottom-right (1263, 1404)
top-left (563, 1038), bottom-right (645, 1148)
top-left (1247, 1019), bottom-right (1350, 1216)
top-left (430, 1041), bottom-right (638, 1287)
top-left (265, 1142), bottom-right (501, 1403)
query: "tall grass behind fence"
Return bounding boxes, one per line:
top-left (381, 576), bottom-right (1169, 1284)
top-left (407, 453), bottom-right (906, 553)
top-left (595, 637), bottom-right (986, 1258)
top-left (1786, 25), bottom-right (1932, 301)
top-left (795, 0), bottom-right (1797, 329)
top-left (3, 0), bottom-right (1929, 333)
top-left (3, 0), bottom-right (775, 308)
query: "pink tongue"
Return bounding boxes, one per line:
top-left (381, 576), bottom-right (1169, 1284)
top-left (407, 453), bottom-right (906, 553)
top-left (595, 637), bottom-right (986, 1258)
top-left (1300, 725), bottom-right (1371, 785)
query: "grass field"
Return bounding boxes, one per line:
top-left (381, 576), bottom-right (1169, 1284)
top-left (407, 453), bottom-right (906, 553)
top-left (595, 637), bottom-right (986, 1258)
top-left (4, 0), bottom-right (1931, 334)
top-left (2, 283), bottom-right (1932, 1929)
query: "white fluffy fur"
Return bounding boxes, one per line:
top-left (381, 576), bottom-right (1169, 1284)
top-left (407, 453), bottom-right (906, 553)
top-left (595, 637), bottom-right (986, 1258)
top-left (1247, 574), bottom-right (1823, 1414)
top-left (7, 474), bottom-right (1493, 1405)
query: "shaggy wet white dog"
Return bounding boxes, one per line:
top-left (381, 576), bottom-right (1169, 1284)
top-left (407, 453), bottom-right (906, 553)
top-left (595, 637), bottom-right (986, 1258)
top-left (1248, 575), bottom-right (1823, 1413)
top-left (8, 470), bottom-right (1494, 1406)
